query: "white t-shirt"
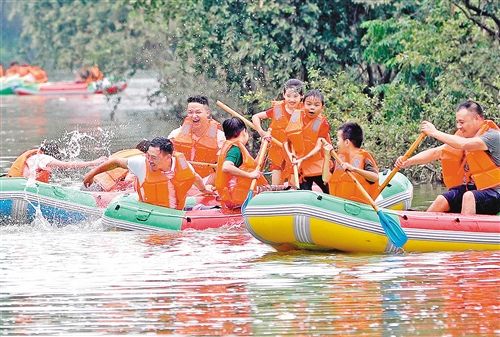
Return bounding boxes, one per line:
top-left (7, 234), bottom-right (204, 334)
top-left (127, 155), bottom-right (196, 209)
top-left (168, 126), bottom-right (226, 149)
top-left (23, 154), bottom-right (55, 179)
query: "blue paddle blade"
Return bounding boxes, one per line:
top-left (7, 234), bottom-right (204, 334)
top-left (241, 190), bottom-right (254, 212)
top-left (377, 210), bottom-right (408, 248)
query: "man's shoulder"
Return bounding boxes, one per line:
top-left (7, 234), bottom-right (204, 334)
top-left (168, 126), bottom-right (182, 139)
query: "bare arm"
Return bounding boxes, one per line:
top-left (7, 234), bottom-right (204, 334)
top-left (395, 146), bottom-right (444, 168)
top-left (298, 138), bottom-right (324, 162)
top-left (251, 111), bottom-right (269, 137)
top-left (222, 161), bottom-right (260, 179)
top-left (421, 121), bottom-right (488, 151)
top-left (83, 158), bottom-right (128, 187)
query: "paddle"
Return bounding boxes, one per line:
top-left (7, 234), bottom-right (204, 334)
top-left (376, 132), bottom-right (426, 197)
top-left (241, 134), bottom-right (271, 211)
top-left (216, 100), bottom-right (283, 147)
top-left (188, 161), bottom-right (217, 168)
top-left (325, 145), bottom-right (408, 248)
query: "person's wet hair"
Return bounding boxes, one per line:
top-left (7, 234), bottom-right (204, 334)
top-left (222, 117), bottom-right (246, 139)
top-left (338, 122), bottom-right (364, 148)
top-left (149, 137), bottom-right (173, 155)
top-left (457, 100), bottom-right (484, 117)
top-left (187, 95), bottom-right (209, 106)
top-left (40, 140), bottom-right (62, 160)
top-left (136, 139), bottom-right (150, 153)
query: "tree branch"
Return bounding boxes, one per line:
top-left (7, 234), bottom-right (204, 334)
top-left (452, 1), bottom-right (499, 40)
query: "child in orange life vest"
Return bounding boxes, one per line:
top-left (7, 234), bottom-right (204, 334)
top-left (84, 137), bottom-right (210, 210)
top-left (322, 122), bottom-right (379, 204)
top-left (284, 89), bottom-right (331, 193)
top-left (169, 96), bottom-right (225, 185)
top-left (214, 117), bottom-right (268, 211)
top-left (7, 140), bottom-right (106, 183)
top-left (252, 79), bottom-right (304, 185)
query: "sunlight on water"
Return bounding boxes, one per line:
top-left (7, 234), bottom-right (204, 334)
top-left (1, 225), bottom-right (498, 336)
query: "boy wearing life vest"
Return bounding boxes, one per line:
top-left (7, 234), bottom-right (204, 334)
top-left (214, 117), bottom-right (267, 211)
top-left (169, 96), bottom-right (225, 185)
top-left (284, 89), bottom-right (331, 193)
top-left (7, 140), bottom-right (106, 183)
top-left (84, 137), bottom-right (210, 210)
top-left (400, 100), bottom-right (499, 215)
top-left (252, 79), bottom-right (304, 185)
top-left (323, 122), bottom-right (379, 204)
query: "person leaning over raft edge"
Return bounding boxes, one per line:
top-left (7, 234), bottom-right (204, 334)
top-left (83, 137), bottom-right (211, 210)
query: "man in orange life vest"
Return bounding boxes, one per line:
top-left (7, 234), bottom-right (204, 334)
top-left (322, 122), bottom-right (379, 204)
top-left (168, 96), bottom-right (225, 185)
top-left (397, 100), bottom-right (500, 215)
top-left (214, 118), bottom-right (267, 211)
top-left (7, 140), bottom-right (106, 183)
top-left (83, 137), bottom-right (210, 210)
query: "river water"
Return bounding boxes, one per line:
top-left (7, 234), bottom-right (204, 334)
top-left (0, 75), bottom-right (498, 336)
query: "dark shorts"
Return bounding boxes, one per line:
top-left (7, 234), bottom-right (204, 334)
top-left (443, 184), bottom-right (500, 215)
top-left (300, 175), bottom-right (329, 194)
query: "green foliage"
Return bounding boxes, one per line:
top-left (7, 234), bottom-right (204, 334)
top-left (9, 0), bottom-right (163, 76)
top-left (134, 0), bottom-right (392, 96)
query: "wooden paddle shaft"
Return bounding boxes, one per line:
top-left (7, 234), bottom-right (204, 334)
top-left (189, 161), bottom-right (217, 168)
top-left (216, 100), bottom-right (282, 147)
top-left (249, 136), bottom-right (271, 191)
top-left (377, 132), bottom-right (426, 195)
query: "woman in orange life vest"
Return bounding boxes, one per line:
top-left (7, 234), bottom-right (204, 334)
top-left (168, 96), bottom-right (225, 185)
top-left (322, 122), bottom-right (380, 204)
top-left (401, 100), bottom-right (500, 215)
top-left (76, 65), bottom-right (104, 84)
top-left (252, 79), bottom-right (304, 185)
top-left (283, 89), bottom-right (332, 193)
top-left (83, 137), bottom-right (211, 210)
top-left (214, 117), bottom-right (268, 211)
top-left (7, 140), bottom-right (106, 183)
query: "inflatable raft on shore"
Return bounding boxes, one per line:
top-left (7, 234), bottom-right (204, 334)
top-left (244, 190), bottom-right (500, 253)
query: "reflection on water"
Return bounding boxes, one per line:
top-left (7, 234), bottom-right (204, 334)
top-left (1, 224), bottom-right (498, 336)
top-left (1, 73), bottom-right (499, 336)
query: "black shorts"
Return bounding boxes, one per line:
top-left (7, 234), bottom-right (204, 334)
top-left (442, 184), bottom-right (500, 215)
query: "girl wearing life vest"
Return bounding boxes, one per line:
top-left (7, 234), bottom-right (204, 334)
top-left (169, 96), bottom-right (225, 183)
top-left (83, 137), bottom-right (210, 210)
top-left (420, 100), bottom-right (499, 215)
top-left (7, 140), bottom-right (106, 183)
top-left (323, 122), bottom-right (379, 204)
top-left (214, 118), bottom-right (267, 211)
top-left (252, 79), bottom-right (304, 185)
top-left (284, 89), bottom-right (332, 193)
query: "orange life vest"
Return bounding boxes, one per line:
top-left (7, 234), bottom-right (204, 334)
top-left (172, 119), bottom-right (219, 178)
top-left (440, 145), bottom-right (469, 189)
top-left (0, 65), bottom-right (4, 77)
top-left (93, 149), bottom-right (144, 191)
top-left (285, 110), bottom-right (328, 177)
top-left (267, 101), bottom-right (292, 167)
top-left (89, 66), bottom-right (104, 82)
top-left (134, 152), bottom-right (196, 210)
top-left (328, 148), bottom-right (379, 204)
top-left (465, 120), bottom-right (500, 190)
top-left (28, 66), bottom-right (48, 83)
top-left (214, 140), bottom-right (267, 209)
top-left (7, 149), bottom-right (50, 183)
